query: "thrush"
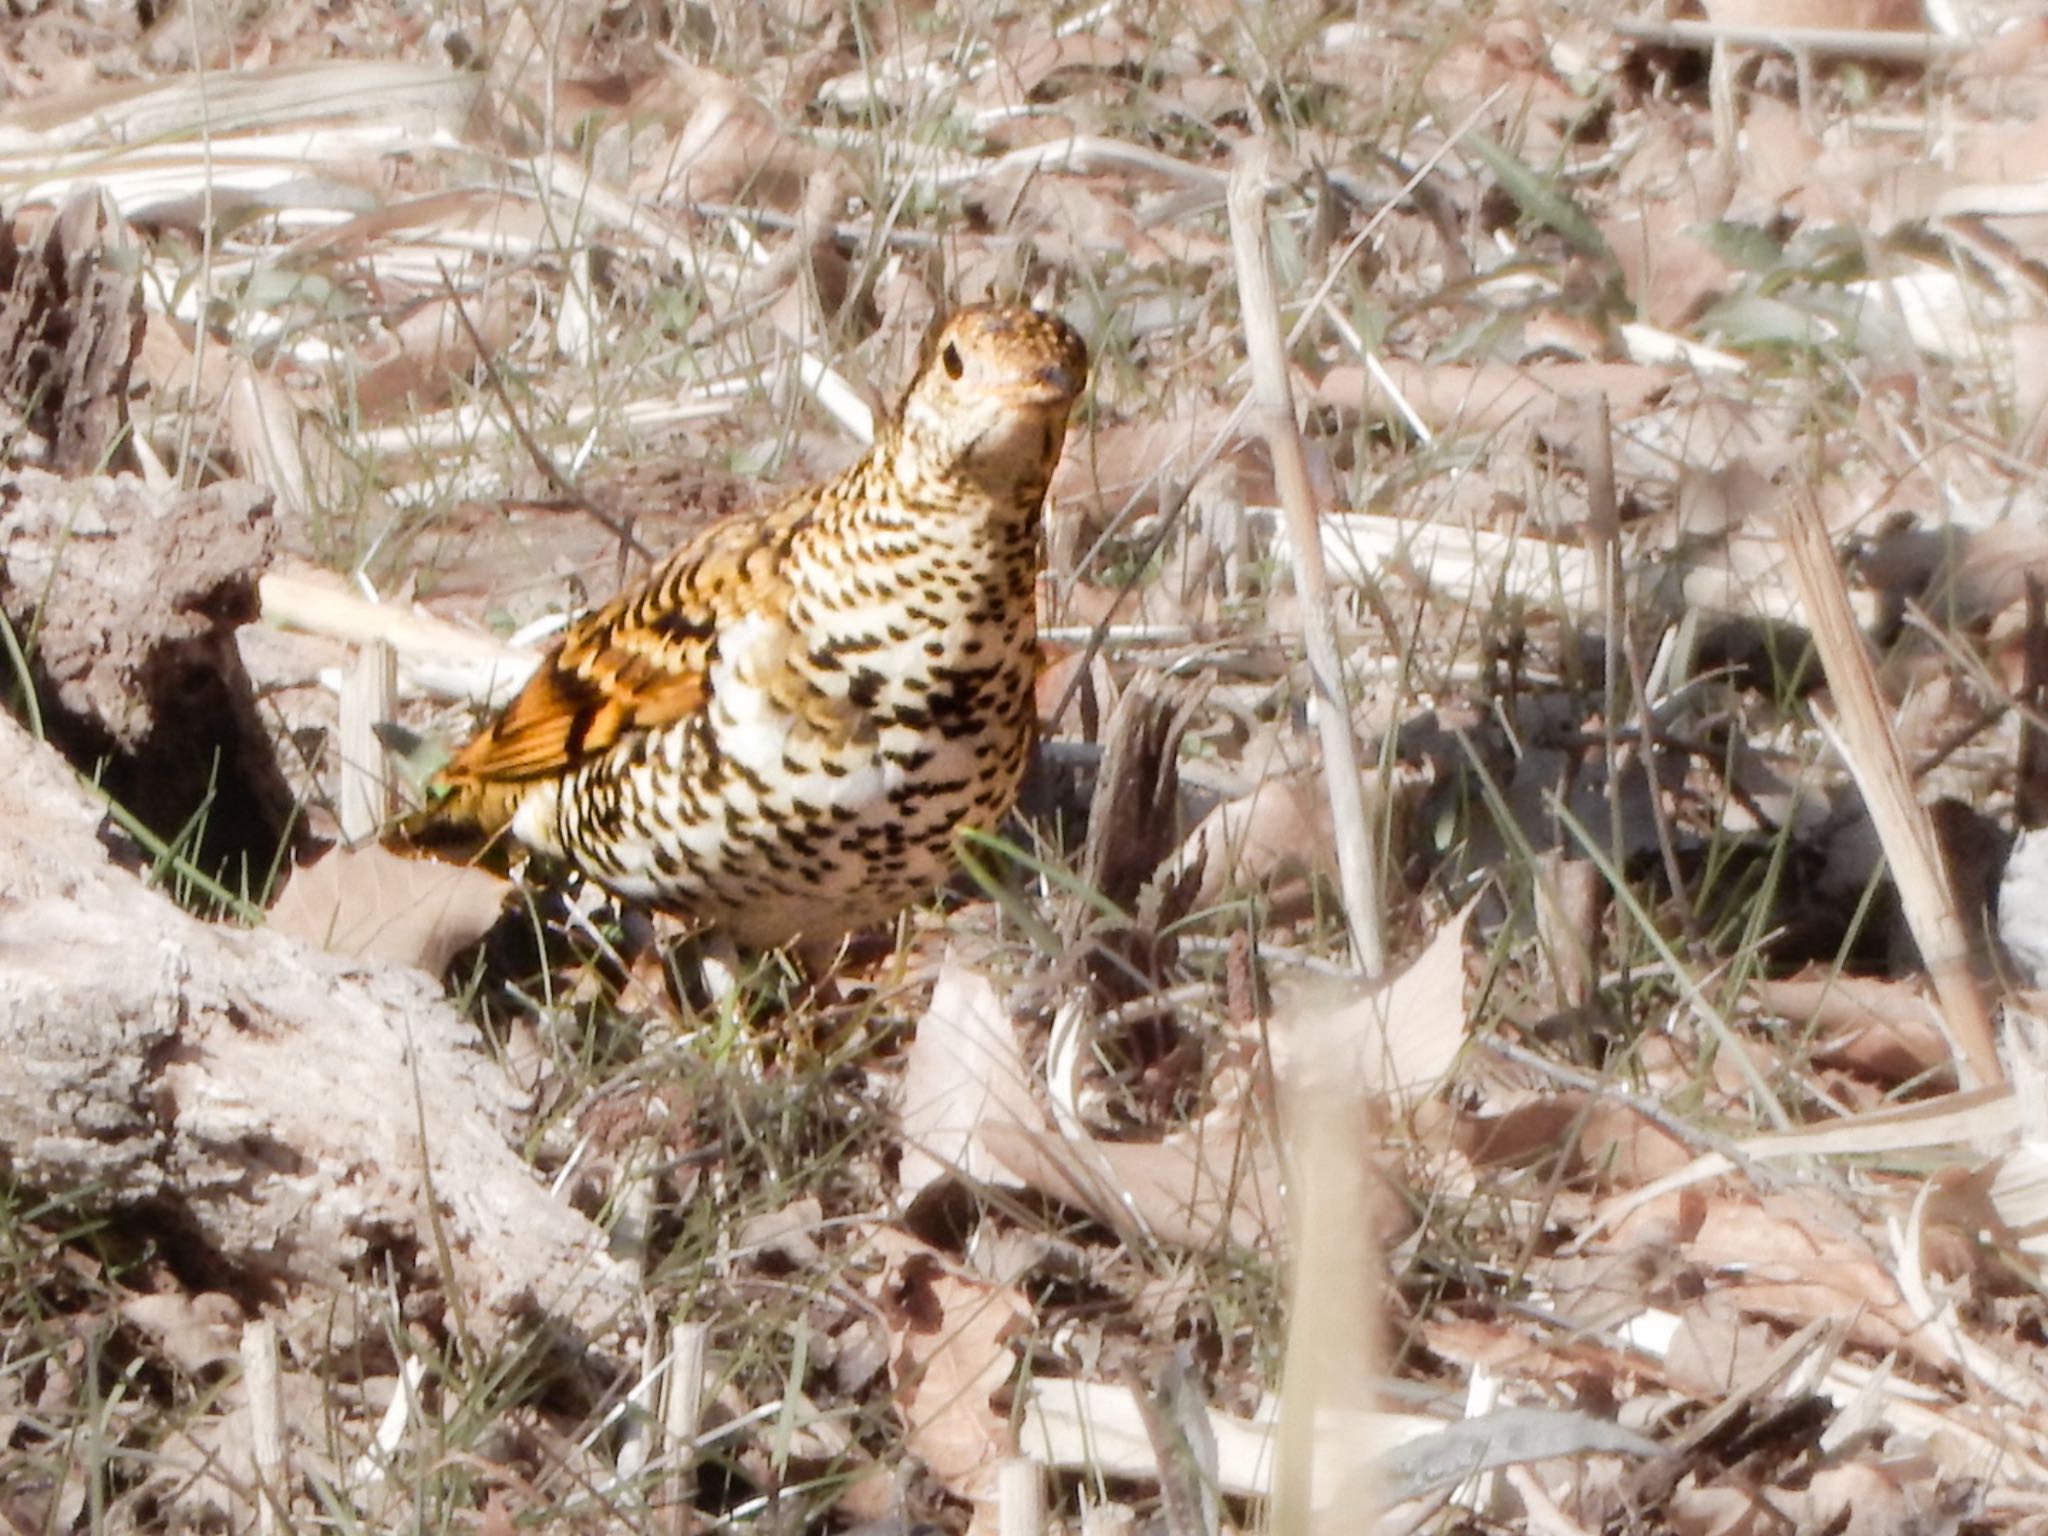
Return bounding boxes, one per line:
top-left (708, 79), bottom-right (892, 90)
top-left (404, 303), bottom-right (1088, 948)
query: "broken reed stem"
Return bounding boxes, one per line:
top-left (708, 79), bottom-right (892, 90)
top-left (1272, 1076), bottom-right (1382, 1536)
top-left (239, 1318), bottom-right (286, 1536)
top-left (1080, 1504), bottom-right (1136, 1536)
top-left (1778, 488), bottom-right (2003, 1087)
top-left (661, 1320), bottom-right (709, 1531)
top-left (996, 1457), bottom-right (1045, 1536)
top-left (338, 639), bottom-right (396, 846)
top-left (1226, 144), bottom-right (1387, 978)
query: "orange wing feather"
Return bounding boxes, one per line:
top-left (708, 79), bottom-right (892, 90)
top-left (438, 610), bottom-right (712, 785)
top-left (404, 491), bottom-right (816, 844)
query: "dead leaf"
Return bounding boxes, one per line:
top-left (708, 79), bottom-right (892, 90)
top-left (267, 844), bottom-right (510, 975)
top-left (980, 1102), bottom-right (1284, 1252)
top-left (1450, 1092), bottom-right (1695, 1187)
top-left (1749, 972), bottom-right (1950, 1084)
top-left (119, 1291), bottom-right (243, 1375)
top-left (869, 1227), bottom-right (1028, 1504)
top-left (896, 952), bottom-right (1043, 1199)
top-left (1158, 776), bottom-right (1334, 917)
top-left (1271, 905), bottom-right (1476, 1111)
top-left (1591, 1189), bottom-right (1919, 1355)
top-left (352, 290), bottom-right (519, 419)
top-left (637, 79), bottom-right (822, 209)
top-left (1035, 643), bottom-right (1119, 741)
top-left (1051, 408), bottom-right (1246, 512)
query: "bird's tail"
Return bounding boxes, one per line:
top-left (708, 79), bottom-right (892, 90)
top-left (388, 777), bottom-right (526, 865)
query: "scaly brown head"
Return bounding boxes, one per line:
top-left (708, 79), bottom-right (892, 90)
top-left (889, 304), bottom-right (1088, 513)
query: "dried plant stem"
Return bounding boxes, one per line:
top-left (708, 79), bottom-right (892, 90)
top-left (240, 1318), bottom-right (286, 1536)
top-left (661, 1320), bottom-right (709, 1530)
top-left (996, 1457), bottom-right (1045, 1536)
top-left (1226, 145), bottom-right (1386, 977)
top-left (338, 639), bottom-right (395, 845)
top-left (1779, 488), bottom-right (2002, 1087)
top-left (1614, 15), bottom-right (1961, 60)
top-left (1272, 1076), bottom-right (1382, 1535)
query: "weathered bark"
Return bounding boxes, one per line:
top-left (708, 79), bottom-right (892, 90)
top-left (0, 712), bottom-right (636, 1348)
top-left (0, 466), bottom-right (298, 877)
top-left (0, 190), bottom-right (144, 476)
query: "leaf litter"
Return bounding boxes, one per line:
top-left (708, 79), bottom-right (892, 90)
top-left (8, 0), bottom-right (2048, 1531)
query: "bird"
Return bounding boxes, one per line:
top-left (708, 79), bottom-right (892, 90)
top-left (402, 303), bottom-right (1089, 949)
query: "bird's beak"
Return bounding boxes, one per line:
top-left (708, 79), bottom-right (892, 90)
top-left (1007, 363), bottom-right (1082, 406)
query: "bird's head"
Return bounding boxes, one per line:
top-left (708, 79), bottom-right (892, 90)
top-left (891, 304), bottom-right (1088, 512)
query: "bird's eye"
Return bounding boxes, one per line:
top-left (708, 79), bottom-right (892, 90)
top-left (941, 342), bottom-right (964, 380)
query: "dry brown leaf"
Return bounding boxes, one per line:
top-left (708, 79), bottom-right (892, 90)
top-left (1601, 205), bottom-right (1737, 329)
top-left (896, 951), bottom-right (1043, 1199)
top-left (1592, 1189), bottom-right (1918, 1353)
top-left (351, 290), bottom-right (519, 419)
top-left (980, 1104), bottom-right (1284, 1252)
top-left (869, 1227), bottom-right (1029, 1505)
top-left (636, 79), bottom-right (822, 209)
top-left (1659, 1295), bottom-right (1791, 1401)
top-left (267, 844), bottom-right (510, 975)
top-left (135, 312), bottom-right (234, 421)
top-left (1159, 776), bottom-right (1334, 917)
top-left (1271, 904), bottom-right (1475, 1111)
top-left (1449, 1092), bottom-right (1695, 1187)
top-left (1051, 408), bottom-right (1247, 512)
top-left (893, 956), bottom-right (1282, 1250)
top-left (1749, 972), bottom-right (1950, 1084)
top-left (119, 1291), bottom-right (243, 1376)
top-left (1035, 644), bottom-right (1119, 741)
top-left (1000, 176), bottom-right (1170, 267)
top-left (968, 19), bottom-right (1148, 114)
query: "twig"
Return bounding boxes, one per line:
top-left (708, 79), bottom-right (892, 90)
top-left (1613, 16), bottom-right (1964, 60)
top-left (1580, 391), bottom-right (1698, 951)
top-left (1226, 142), bottom-right (1386, 977)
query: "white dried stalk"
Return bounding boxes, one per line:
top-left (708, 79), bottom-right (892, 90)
top-left (259, 571), bottom-right (539, 706)
top-left (337, 641), bottom-right (397, 846)
top-left (239, 1318), bottom-right (286, 1536)
top-left (1226, 144), bottom-right (1385, 976)
top-left (0, 59), bottom-right (480, 154)
top-left (348, 1354), bottom-right (427, 1487)
top-left (1613, 16), bottom-right (1962, 59)
top-left (1270, 1050), bottom-right (1383, 1533)
top-left (996, 1457), bottom-right (1045, 1536)
top-left (661, 1321), bottom-right (710, 1530)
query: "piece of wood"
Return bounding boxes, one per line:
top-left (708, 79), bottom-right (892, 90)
top-left (0, 466), bottom-right (295, 874)
top-left (0, 711), bottom-right (637, 1345)
top-left (0, 190), bottom-right (144, 476)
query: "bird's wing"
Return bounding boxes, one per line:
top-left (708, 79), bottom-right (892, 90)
top-left (437, 495), bottom-right (813, 789)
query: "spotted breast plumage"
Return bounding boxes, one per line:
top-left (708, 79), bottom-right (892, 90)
top-left (405, 304), bottom-right (1088, 947)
